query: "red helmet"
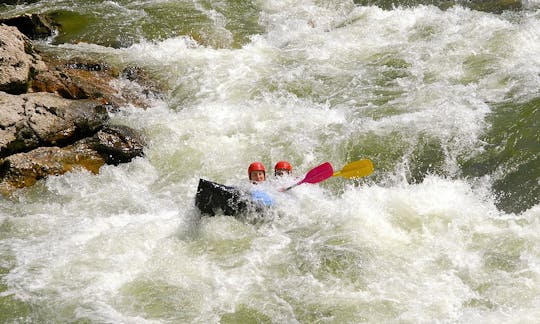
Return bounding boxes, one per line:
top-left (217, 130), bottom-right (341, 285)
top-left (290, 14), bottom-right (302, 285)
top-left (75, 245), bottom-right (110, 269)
top-left (248, 162), bottom-right (266, 177)
top-left (274, 161), bottom-right (292, 174)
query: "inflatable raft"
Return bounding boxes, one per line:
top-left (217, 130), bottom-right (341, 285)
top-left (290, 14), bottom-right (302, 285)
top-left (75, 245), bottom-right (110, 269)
top-left (195, 179), bottom-right (273, 217)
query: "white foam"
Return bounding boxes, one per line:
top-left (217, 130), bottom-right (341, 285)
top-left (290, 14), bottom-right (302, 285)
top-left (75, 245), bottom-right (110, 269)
top-left (2, 1), bottom-right (539, 322)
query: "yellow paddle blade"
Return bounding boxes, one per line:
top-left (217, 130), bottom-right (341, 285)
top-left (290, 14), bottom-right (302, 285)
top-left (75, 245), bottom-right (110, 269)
top-left (333, 159), bottom-right (374, 179)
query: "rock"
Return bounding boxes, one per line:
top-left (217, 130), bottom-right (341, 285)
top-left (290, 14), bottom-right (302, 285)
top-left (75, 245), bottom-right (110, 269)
top-left (0, 20), bottom-right (156, 195)
top-left (0, 24), bottom-right (46, 94)
top-left (31, 55), bottom-right (163, 109)
top-left (0, 13), bottom-right (56, 40)
top-left (0, 124), bottom-right (146, 195)
top-left (0, 93), bottom-right (28, 154)
top-left (119, 66), bottom-right (165, 106)
top-left (0, 144), bottom-right (105, 194)
top-left (31, 55), bottom-right (120, 102)
top-left (25, 92), bottom-right (109, 144)
top-left (89, 125), bottom-right (145, 165)
top-left (0, 91), bottom-right (109, 158)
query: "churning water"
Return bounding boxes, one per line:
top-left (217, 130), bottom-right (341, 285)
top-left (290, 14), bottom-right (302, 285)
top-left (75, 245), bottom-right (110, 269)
top-left (1, 0), bottom-right (539, 322)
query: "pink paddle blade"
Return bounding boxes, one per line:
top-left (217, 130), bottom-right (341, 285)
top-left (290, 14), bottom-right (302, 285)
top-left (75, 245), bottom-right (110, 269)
top-left (299, 162), bottom-right (334, 185)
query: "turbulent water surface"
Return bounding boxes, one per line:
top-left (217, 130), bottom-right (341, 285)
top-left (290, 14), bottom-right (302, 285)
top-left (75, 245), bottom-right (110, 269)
top-left (1, 0), bottom-right (539, 322)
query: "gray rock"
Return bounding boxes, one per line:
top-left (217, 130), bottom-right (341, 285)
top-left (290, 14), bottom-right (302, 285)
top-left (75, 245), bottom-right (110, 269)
top-left (25, 92), bottom-right (108, 144)
top-left (92, 125), bottom-right (145, 165)
top-left (0, 24), bottom-right (46, 94)
top-left (0, 91), bottom-right (109, 158)
top-left (0, 93), bottom-right (28, 153)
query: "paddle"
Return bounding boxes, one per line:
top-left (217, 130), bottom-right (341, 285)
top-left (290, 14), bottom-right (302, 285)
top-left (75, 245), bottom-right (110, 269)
top-left (333, 159), bottom-right (374, 179)
top-left (282, 162), bottom-right (334, 191)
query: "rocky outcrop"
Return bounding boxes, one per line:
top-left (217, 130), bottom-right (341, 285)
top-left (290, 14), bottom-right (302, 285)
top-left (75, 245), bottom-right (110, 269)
top-left (0, 92), bottom-right (108, 158)
top-left (0, 24), bottom-right (46, 94)
top-left (0, 13), bottom-right (56, 40)
top-left (88, 125), bottom-right (145, 165)
top-left (0, 145), bottom-right (105, 194)
top-left (0, 21), bottom-right (156, 195)
top-left (0, 125), bottom-right (145, 194)
top-left (30, 54), bottom-right (162, 109)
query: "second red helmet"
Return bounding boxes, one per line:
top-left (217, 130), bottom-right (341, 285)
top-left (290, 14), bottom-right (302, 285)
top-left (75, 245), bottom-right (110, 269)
top-left (274, 161), bottom-right (292, 173)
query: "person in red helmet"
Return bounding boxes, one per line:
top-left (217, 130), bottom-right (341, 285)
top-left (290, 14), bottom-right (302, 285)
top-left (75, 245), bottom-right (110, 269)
top-left (248, 161), bottom-right (266, 184)
top-left (248, 161), bottom-right (274, 206)
top-left (274, 160), bottom-right (292, 176)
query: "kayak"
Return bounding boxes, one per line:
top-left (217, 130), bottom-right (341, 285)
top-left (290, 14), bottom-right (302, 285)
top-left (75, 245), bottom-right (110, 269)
top-left (195, 178), bottom-right (248, 216)
top-left (195, 178), bottom-right (273, 217)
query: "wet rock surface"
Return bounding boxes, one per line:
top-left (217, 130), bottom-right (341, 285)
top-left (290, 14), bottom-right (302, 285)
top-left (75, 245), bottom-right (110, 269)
top-left (0, 92), bottom-right (109, 158)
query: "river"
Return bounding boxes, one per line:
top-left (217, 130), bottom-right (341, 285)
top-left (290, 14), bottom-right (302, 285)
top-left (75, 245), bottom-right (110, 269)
top-left (1, 0), bottom-right (539, 322)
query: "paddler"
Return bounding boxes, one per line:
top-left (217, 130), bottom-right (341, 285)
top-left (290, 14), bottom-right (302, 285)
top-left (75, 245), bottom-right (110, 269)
top-left (248, 161), bottom-right (266, 184)
top-left (247, 161), bottom-right (274, 206)
top-left (274, 160), bottom-right (292, 176)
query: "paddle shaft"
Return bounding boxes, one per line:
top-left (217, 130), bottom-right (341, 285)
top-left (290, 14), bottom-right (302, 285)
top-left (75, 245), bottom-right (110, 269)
top-left (284, 182), bottom-right (301, 191)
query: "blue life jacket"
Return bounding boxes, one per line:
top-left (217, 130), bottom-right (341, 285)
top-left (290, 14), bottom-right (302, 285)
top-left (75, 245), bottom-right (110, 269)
top-left (251, 190), bottom-right (274, 207)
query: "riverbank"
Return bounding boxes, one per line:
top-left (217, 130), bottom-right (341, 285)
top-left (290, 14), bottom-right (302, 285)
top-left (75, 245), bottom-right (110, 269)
top-left (0, 18), bottom-right (161, 195)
